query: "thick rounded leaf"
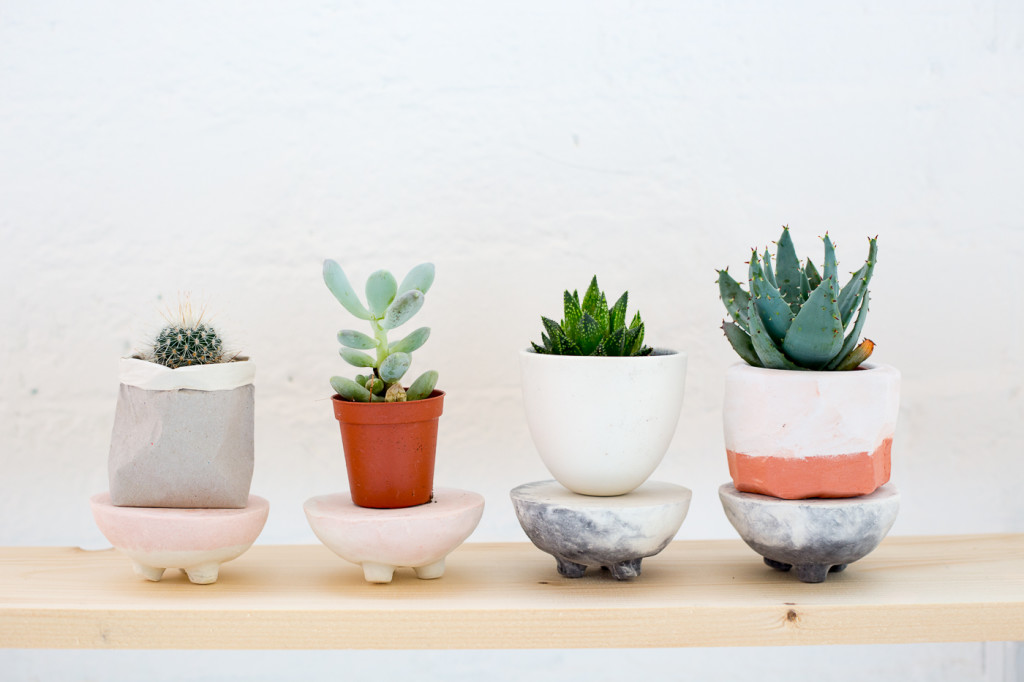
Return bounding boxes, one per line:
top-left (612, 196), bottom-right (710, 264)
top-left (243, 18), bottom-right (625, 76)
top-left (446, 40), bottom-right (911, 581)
top-left (339, 347), bottom-right (376, 368)
top-left (380, 290), bottom-right (424, 330)
top-left (337, 329), bottom-right (378, 350)
top-left (398, 263), bottom-right (435, 295)
top-left (330, 376), bottom-right (371, 402)
top-left (323, 260), bottom-right (371, 320)
top-left (365, 269), bottom-right (398, 317)
top-left (379, 351), bottom-right (411, 383)
top-left (406, 370), bottom-right (439, 401)
top-left (389, 327), bottom-right (431, 354)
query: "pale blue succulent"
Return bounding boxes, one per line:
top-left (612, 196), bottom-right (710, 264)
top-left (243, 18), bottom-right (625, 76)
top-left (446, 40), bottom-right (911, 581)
top-left (323, 261), bottom-right (439, 402)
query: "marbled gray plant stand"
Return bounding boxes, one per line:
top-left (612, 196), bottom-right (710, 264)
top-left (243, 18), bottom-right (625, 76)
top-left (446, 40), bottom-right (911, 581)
top-left (510, 480), bottom-right (691, 580)
top-left (719, 483), bottom-right (900, 583)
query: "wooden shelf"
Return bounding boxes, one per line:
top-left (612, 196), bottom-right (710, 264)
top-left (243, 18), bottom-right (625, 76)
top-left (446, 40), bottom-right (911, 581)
top-left (1, 535), bottom-right (1022, 649)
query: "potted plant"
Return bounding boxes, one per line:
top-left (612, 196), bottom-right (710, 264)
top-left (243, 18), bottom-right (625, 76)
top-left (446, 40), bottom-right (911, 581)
top-left (520, 276), bottom-right (688, 496)
top-left (108, 301), bottom-right (255, 508)
top-left (323, 259), bottom-right (441, 509)
top-left (716, 227), bottom-right (900, 499)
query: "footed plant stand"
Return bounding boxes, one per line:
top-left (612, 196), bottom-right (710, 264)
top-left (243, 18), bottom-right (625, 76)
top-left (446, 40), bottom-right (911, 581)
top-left (511, 480), bottom-right (691, 580)
top-left (304, 487), bottom-right (484, 583)
top-left (89, 493), bottom-right (270, 584)
top-left (719, 483), bottom-right (900, 583)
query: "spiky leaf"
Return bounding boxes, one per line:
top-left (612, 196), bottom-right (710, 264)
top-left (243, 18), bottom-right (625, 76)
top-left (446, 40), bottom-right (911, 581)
top-left (407, 370), bottom-right (439, 401)
top-left (805, 259), bottom-right (822, 290)
top-left (365, 269), bottom-right (398, 317)
top-left (578, 313), bottom-right (603, 355)
top-left (563, 290), bottom-right (582, 339)
top-left (337, 329), bottom-right (377, 350)
top-left (762, 248), bottom-right (777, 288)
top-left (323, 260), bottom-right (372, 320)
top-left (330, 376), bottom-right (371, 402)
top-left (722, 321), bottom-right (762, 367)
top-left (339, 348), bottom-right (376, 368)
top-left (581, 277), bottom-right (602, 318)
top-left (717, 268), bottom-right (750, 332)
top-left (609, 292), bottom-right (628, 332)
top-left (749, 251), bottom-right (794, 344)
top-left (397, 262), bottom-right (435, 295)
top-left (380, 290), bottom-right (424, 330)
top-left (822, 234), bottom-right (838, 285)
top-left (781, 275), bottom-right (843, 368)
top-left (834, 338), bottom-right (875, 371)
top-left (379, 351), bottom-right (411, 383)
top-left (389, 327), bottom-right (431, 354)
top-left (836, 236), bottom-right (878, 328)
top-left (746, 297), bottom-right (801, 370)
top-left (775, 227), bottom-right (803, 310)
top-left (826, 290), bottom-right (872, 370)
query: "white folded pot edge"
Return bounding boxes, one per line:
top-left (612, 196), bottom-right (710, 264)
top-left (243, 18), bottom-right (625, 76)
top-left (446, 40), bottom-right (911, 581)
top-left (119, 357), bottom-right (255, 390)
top-left (519, 348), bottom-right (688, 496)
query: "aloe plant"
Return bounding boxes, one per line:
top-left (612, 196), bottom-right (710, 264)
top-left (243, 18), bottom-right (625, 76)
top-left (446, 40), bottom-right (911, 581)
top-left (532, 276), bottom-right (652, 357)
top-left (717, 227), bottom-right (877, 371)
top-left (323, 260), bottom-right (439, 402)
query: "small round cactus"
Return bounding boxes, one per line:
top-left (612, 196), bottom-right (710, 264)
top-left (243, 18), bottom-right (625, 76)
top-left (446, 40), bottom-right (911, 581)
top-left (152, 322), bottom-right (225, 369)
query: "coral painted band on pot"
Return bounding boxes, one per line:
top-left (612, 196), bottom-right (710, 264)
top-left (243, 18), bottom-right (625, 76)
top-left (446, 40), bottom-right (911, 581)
top-left (332, 390), bottom-right (444, 509)
top-left (723, 363), bottom-right (899, 500)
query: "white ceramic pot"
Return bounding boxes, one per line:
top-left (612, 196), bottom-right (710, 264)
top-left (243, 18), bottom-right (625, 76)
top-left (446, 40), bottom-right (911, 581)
top-left (519, 349), bottom-right (687, 496)
top-left (722, 362), bottom-right (900, 499)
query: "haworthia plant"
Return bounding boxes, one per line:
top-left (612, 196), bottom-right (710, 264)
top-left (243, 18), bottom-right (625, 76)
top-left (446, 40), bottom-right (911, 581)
top-left (324, 260), bottom-right (439, 402)
top-left (716, 226), bottom-right (877, 371)
top-left (531, 276), bottom-right (653, 357)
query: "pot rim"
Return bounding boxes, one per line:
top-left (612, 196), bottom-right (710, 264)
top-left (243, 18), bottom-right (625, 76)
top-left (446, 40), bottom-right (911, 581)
top-left (332, 389), bottom-right (445, 424)
top-left (118, 356), bottom-right (255, 391)
top-left (725, 360), bottom-right (898, 378)
top-left (520, 347), bottom-right (684, 360)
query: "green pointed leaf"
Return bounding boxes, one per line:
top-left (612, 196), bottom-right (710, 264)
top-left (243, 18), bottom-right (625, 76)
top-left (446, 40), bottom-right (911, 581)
top-left (782, 275), bottom-right (843, 368)
top-left (581, 277), bottom-right (602, 317)
top-left (323, 260), bottom-right (372, 320)
top-left (390, 327), bottom-right (431, 354)
top-left (380, 290), bottom-right (424, 330)
top-left (717, 268), bottom-right (750, 332)
top-left (563, 290), bottom-right (582, 339)
top-left (365, 269), bottom-right (398, 317)
top-left (762, 248), bottom-right (777, 288)
top-left (605, 327), bottom-right (626, 356)
top-left (339, 347), bottom-right (376, 368)
top-left (775, 227), bottom-right (803, 310)
top-left (826, 290), bottom-right (872, 370)
top-left (397, 262), bottom-right (435, 295)
top-left (626, 322), bottom-right (647, 355)
top-left (822, 234), bottom-right (838, 284)
top-left (749, 251), bottom-right (794, 344)
top-left (337, 329), bottom-right (378, 350)
top-left (746, 298), bottom-right (802, 370)
top-left (589, 342), bottom-right (607, 356)
top-left (630, 311), bottom-right (642, 329)
top-left (541, 317), bottom-right (565, 354)
top-left (578, 313), bottom-right (602, 355)
top-left (407, 370), bottom-right (439, 401)
top-left (531, 341), bottom-right (548, 354)
top-left (379, 351), bottom-right (411, 383)
top-left (592, 291), bottom-right (609, 335)
top-left (799, 270), bottom-right (811, 302)
top-left (330, 376), bottom-right (371, 402)
top-left (609, 292), bottom-right (628, 332)
top-left (805, 259), bottom-right (822, 290)
top-left (836, 236), bottom-right (878, 328)
top-left (722, 321), bottom-right (762, 367)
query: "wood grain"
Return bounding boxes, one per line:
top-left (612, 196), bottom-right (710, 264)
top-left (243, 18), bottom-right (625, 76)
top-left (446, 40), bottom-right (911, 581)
top-left (1, 535), bottom-right (1022, 649)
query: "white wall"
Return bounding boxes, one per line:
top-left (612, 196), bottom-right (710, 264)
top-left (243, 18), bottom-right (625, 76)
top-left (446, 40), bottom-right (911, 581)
top-left (1, 0), bottom-right (1022, 679)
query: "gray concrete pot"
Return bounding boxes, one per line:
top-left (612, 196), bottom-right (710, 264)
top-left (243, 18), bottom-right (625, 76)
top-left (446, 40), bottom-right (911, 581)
top-left (108, 358), bottom-right (255, 508)
top-left (511, 480), bottom-right (691, 580)
top-left (719, 482), bottom-right (900, 583)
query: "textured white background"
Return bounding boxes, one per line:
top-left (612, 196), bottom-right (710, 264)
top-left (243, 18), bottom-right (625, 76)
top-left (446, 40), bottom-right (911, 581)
top-left (1, 0), bottom-right (1022, 679)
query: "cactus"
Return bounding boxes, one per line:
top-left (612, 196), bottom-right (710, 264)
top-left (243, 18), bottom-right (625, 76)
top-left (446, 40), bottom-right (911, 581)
top-left (324, 260), bottom-right (439, 402)
top-left (531, 276), bottom-right (653, 357)
top-left (717, 226), bottom-right (877, 371)
top-left (149, 302), bottom-right (228, 369)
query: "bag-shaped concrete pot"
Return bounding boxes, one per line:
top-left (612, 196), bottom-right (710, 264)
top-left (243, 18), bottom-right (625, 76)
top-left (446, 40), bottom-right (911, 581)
top-left (332, 390), bottom-right (444, 509)
top-left (519, 349), bottom-right (688, 496)
top-left (109, 357), bottom-right (255, 508)
top-left (723, 362), bottom-right (900, 499)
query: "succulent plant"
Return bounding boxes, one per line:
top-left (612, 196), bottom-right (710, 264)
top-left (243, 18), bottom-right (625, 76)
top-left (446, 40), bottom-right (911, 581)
top-left (532, 276), bottom-right (653, 357)
top-left (148, 301), bottom-right (229, 369)
top-left (324, 260), bottom-right (439, 402)
top-left (717, 226), bottom-right (877, 371)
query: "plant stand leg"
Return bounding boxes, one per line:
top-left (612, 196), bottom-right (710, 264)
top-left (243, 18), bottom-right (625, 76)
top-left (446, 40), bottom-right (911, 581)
top-left (830, 563), bottom-right (848, 573)
top-left (763, 557), bottom-right (792, 572)
top-left (413, 559), bottom-right (446, 580)
top-left (362, 562), bottom-right (396, 584)
top-left (132, 562), bottom-right (166, 582)
top-left (608, 558), bottom-right (643, 580)
top-left (555, 557), bottom-right (587, 578)
top-left (185, 563), bottom-right (221, 585)
top-left (795, 564), bottom-right (831, 583)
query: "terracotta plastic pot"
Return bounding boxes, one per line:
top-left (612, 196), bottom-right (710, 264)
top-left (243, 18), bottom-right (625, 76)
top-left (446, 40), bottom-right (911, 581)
top-left (519, 349), bottom-right (688, 496)
top-left (723, 363), bottom-right (900, 499)
top-left (332, 390), bottom-right (444, 509)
